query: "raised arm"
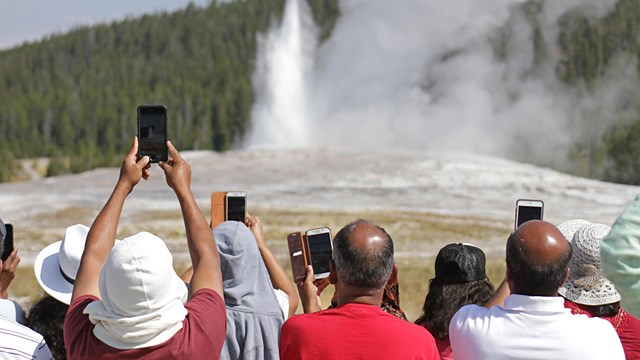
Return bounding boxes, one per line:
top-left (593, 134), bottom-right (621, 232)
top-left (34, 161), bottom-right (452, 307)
top-left (72, 137), bottom-right (150, 303)
top-left (246, 212), bottom-right (299, 318)
top-left (160, 141), bottom-right (223, 299)
top-left (485, 278), bottom-right (510, 308)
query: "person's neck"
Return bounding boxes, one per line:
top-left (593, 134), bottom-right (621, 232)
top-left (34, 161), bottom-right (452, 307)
top-left (335, 285), bottom-right (384, 307)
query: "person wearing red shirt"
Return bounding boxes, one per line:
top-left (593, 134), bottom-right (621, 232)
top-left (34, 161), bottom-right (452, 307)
top-left (558, 220), bottom-right (640, 359)
top-left (64, 138), bottom-right (226, 359)
top-left (280, 220), bottom-right (439, 360)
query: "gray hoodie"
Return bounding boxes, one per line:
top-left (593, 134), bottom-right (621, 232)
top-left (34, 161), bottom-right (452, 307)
top-left (213, 221), bottom-right (285, 360)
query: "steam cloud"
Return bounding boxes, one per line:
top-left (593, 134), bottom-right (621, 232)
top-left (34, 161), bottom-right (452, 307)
top-left (248, 0), bottom-right (635, 169)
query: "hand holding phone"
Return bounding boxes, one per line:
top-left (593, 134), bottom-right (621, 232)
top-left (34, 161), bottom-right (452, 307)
top-left (305, 227), bottom-right (333, 279)
top-left (137, 105), bottom-right (168, 163)
top-left (515, 199), bottom-right (544, 230)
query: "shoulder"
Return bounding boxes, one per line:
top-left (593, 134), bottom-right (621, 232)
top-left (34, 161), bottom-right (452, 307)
top-left (451, 304), bottom-right (490, 323)
top-left (0, 317), bottom-right (53, 358)
top-left (184, 288), bottom-right (226, 333)
top-left (186, 288), bottom-right (224, 310)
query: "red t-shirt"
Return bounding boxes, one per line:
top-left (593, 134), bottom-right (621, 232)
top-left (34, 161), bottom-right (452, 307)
top-left (64, 288), bottom-right (226, 360)
top-left (279, 303), bottom-right (440, 360)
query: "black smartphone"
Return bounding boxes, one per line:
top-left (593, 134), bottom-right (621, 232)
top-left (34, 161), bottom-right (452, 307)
top-left (137, 105), bottom-right (168, 163)
top-left (1, 224), bottom-right (13, 261)
top-left (305, 227), bottom-right (333, 279)
top-left (225, 192), bottom-right (246, 223)
top-left (515, 199), bottom-right (544, 230)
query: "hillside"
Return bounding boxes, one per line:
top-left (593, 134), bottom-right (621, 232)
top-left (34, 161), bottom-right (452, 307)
top-left (0, 0), bottom-right (339, 180)
top-left (2, 0), bottom-right (640, 184)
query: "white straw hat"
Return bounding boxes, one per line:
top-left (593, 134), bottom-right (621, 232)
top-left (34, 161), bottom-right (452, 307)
top-left (557, 219), bottom-right (590, 243)
top-left (33, 224), bottom-right (89, 305)
top-left (558, 223), bottom-right (620, 306)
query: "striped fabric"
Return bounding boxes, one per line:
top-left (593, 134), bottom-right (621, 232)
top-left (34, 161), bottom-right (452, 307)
top-left (0, 316), bottom-right (53, 359)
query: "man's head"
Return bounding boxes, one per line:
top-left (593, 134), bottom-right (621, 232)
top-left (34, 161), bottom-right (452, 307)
top-left (331, 220), bottom-right (394, 295)
top-left (506, 220), bottom-right (572, 296)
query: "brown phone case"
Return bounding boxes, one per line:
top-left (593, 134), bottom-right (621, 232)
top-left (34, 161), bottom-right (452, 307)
top-left (287, 232), bottom-right (311, 284)
top-left (211, 192), bottom-right (227, 229)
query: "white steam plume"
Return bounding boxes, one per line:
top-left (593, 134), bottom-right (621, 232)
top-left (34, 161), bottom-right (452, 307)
top-left (245, 0), bottom-right (317, 148)
top-left (248, 0), bottom-right (631, 167)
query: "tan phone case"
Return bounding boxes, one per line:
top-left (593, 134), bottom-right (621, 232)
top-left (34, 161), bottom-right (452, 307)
top-left (211, 191), bottom-right (227, 229)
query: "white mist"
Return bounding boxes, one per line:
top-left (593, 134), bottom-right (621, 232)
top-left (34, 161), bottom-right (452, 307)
top-left (245, 0), bottom-right (317, 148)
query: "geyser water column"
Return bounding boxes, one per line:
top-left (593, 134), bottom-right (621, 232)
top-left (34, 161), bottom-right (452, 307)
top-left (245, 0), bottom-right (317, 148)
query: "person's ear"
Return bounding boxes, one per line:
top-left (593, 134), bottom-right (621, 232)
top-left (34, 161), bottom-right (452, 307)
top-left (329, 260), bottom-right (337, 284)
top-left (386, 262), bottom-right (398, 286)
top-left (562, 268), bottom-right (570, 284)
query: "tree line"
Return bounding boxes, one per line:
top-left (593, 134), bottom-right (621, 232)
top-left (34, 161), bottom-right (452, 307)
top-left (2, 0), bottom-right (640, 184)
top-left (0, 0), bottom-right (339, 181)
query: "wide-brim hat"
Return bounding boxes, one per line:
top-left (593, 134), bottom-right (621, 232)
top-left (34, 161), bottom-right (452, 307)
top-left (557, 219), bottom-right (591, 243)
top-left (558, 222), bottom-right (620, 306)
top-left (435, 243), bottom-right (486, 284)
top-left (34, 224), bottom-right (89, 305)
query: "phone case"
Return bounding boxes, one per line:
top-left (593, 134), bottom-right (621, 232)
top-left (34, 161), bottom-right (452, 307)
top-left (287, 232), bottom-right (311, 284)
top-left (210, 192), bottom-right (227, 229)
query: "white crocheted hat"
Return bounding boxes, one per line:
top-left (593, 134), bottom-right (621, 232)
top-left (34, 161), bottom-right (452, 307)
top-left (558, 223), bottom-right (620, 305)
top-left (557, 219), bottom-right (590, 243)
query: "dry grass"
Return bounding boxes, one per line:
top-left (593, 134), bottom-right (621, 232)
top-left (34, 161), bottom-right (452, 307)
top-left (11, 205), bottom-right (512, 319)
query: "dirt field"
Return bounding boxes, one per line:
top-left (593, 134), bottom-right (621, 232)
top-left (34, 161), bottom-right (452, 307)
top-left (1, 147), bottom-right (637, 319)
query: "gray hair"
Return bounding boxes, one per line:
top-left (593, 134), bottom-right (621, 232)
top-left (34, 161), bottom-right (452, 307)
top-left (332, 219), bottom-right (394, 292)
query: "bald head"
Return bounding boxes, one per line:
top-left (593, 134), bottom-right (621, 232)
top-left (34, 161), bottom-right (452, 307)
top-left (507, 220), bottom-right (573, 296)
top-left (332, 220), bottom-right (394, 292)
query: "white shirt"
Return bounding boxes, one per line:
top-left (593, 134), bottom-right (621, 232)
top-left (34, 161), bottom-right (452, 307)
top-left (0, 299), bottom-right (25, 325)
top-left (0, 315), bottom-right (53, 359)
top-left (273, 289), bottom-right (290, 320)
top-left (450, 294), bottom-right (624, 360)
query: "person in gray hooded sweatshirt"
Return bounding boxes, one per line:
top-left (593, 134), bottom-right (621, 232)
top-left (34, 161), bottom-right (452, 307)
top-left (212, 215), bottom-right (298, 360)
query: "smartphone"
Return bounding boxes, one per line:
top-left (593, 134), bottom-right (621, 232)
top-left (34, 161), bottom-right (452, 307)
top-left (1, 224), bottom-right (13, 261)
top-left (225, 192), bottom-right (246, 223)
top-left (137, 105), bottom-right (168, 163)
top-left (287, 232), bottom-right (307, 284)
top-left (305, 227), bottom-right (333, 279)
top-left (515, 199), bottom-right (544, 229)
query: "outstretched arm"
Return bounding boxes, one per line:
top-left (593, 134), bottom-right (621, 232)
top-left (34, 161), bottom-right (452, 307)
top-left (160, 141), bottom-right (223, 299)
top-left (485, 279), bottom-right (510, 308)
top-left (246, 212), bottom-right (299, 318)
top-left (72, 137), bottom-right (150, 303)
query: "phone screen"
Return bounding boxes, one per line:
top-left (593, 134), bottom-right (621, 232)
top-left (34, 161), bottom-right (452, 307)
top-left (137, 105), bottom-right (168, 163)
top-left (516, 204), bottom-right (543, 228)
top-left (307, 231), bottom-right (332, 276)
top-left (1, 224), bottom-right (13, 261)
top-left (226, 194), bottom-right (246, 223)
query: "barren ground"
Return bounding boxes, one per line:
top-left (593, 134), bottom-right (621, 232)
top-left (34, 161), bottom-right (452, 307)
top-left (1, 148), bottom-right (637, 319)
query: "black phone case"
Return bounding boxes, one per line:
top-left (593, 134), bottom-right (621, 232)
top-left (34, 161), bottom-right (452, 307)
top-left (137, 105), bottom-right (168, 163)
top-left (1, 224), bottom-right (13, 261)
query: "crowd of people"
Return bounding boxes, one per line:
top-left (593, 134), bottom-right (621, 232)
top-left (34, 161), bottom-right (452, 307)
top-left (1, 137), bottom-right (640, 359)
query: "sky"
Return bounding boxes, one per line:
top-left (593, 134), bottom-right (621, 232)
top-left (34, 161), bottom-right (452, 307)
top-left (0, 0), bottom-right (211, 50)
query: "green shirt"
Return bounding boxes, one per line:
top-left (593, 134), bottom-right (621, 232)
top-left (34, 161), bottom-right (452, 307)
top-left (601, 194), bottom-right (640, 318)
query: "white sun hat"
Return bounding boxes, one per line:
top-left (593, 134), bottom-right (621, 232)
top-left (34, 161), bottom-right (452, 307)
top-left (558, 222), bottom-right (621, 306)
top-left (557, 219), bottom-right (591, 243)
top-left (33, 224), bottom-right (89, 305)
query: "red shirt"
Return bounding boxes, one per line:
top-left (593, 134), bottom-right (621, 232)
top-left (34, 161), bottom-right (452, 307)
top-left (564, 299), bottom-right (640, 359)
top-left (64, 288), bottom-right (226, 360)
top-left (279, 303), bottom-right (440, 360)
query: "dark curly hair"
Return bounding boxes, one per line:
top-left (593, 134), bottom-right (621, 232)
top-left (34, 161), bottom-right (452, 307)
top-left (27, 295), bottom-right (68, 360)
top-left (416, 277), bottom-right (494, 340)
